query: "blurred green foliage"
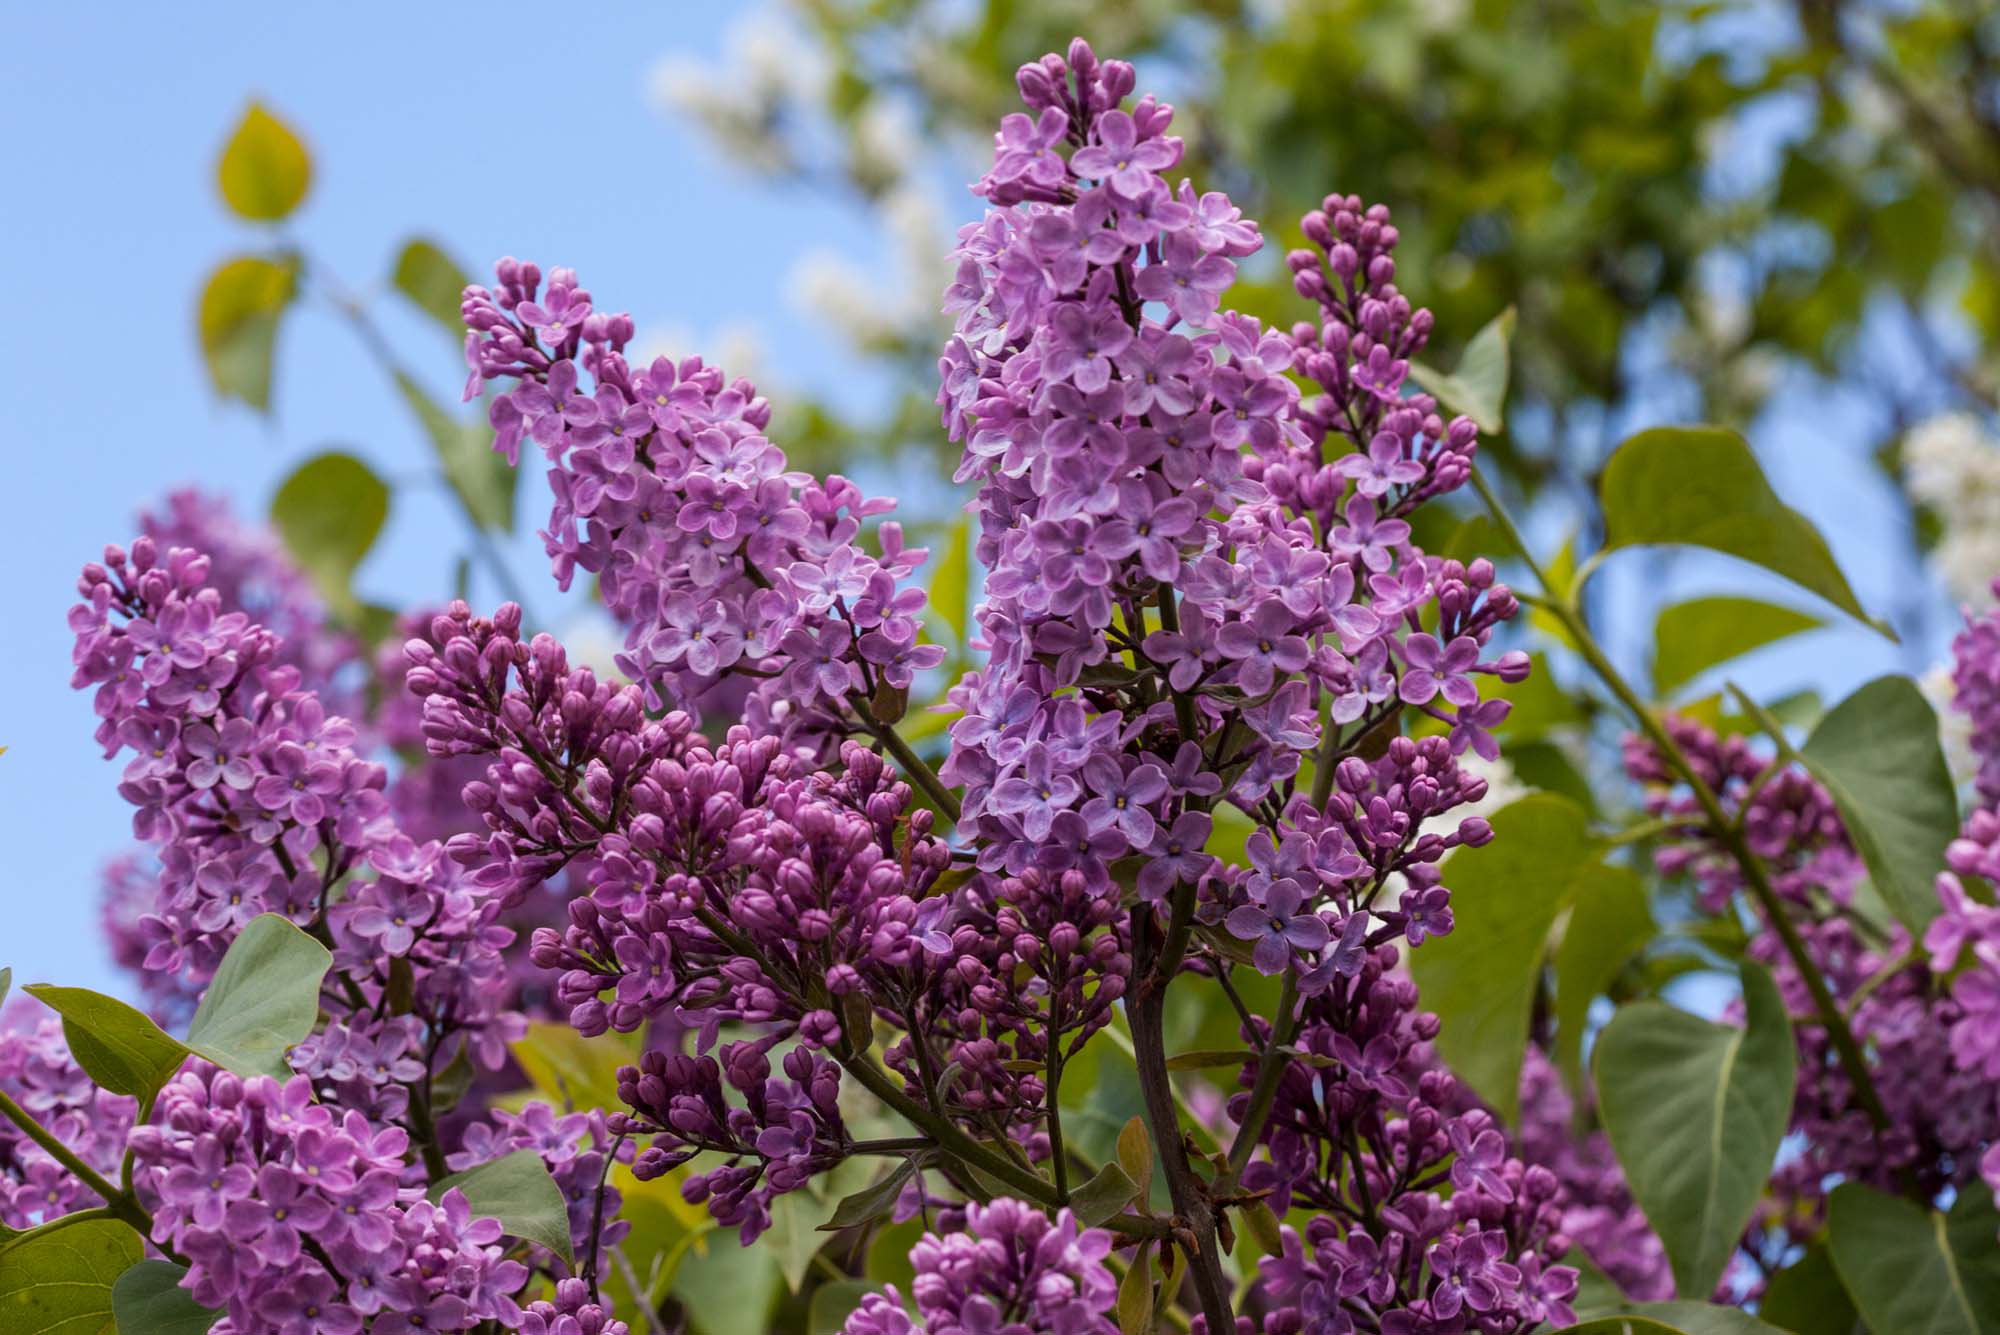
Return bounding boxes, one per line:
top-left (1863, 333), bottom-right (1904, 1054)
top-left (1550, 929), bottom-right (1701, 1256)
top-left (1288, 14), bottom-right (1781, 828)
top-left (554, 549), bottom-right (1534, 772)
top-left (692, 0), bottom-right (2000, 496)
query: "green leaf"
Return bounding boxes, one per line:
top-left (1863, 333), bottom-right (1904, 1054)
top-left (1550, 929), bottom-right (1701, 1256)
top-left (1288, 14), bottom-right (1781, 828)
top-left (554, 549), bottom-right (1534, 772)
top-left (110, 1260), bottom-right (221, 1335)
top-left (1163, 1049), bottom-right (1254, 1072)
top-left (197, 256), bottom-right (294, 411)
top-left (1826, 1180), bottom-right (2000, 1335)
top-left (1793, 675), bottom-right (1959, 935)
top-left (1409, 794), bottom-right (1598, 1123)
top-left (1067, 1161), bottom-right (1141, 1228)
top-left (1, 968), bottom-right (13, 1007)
top-left (1594, 961), bottom-right (1796, 1299)
top-left (808, 1280), bottom-right (879, 1335)
top-left (1117, 1240), bottom-right (1155, 1335)
top-left (1650, 597), bottom-right (1823, 698)
top-left (0, 1214), bottom-right (143, 1334)
top-left (429, 1148), bottom-right (574, 1267)
top-left (510, 1022), bottom-right (637, 1113)
top-left (819, 1159), bottom-right (917, 1232)
top-left (929, 517), bottom-right (972, 643)
top-left (1545, 1320), bottom-right (1685, 1334)
top-left (675, 1234), bottom-right (780, 1335)
top-left (1240, 1199), bottom-right (1284, 1257)
top-left (1550, 864), bottom-right (1654, 1097)
top-left (391, 237), bottom-right (472, 335)
top-left (216, 103), bottom-right (310, 221)
top-left (1116, 1116), bottom-right (1154, 1200)
top-left (184, 914), bottom-right (332, 1079)
top-left (1758, 1245), bottom-right (1857, 1335)
top-left (765, 1158), bottom-right (872, 1293)
top-left (21, 987), bottom-right (186, 1102)
top-left (1621, 1302), bottom-right (1789, 1334)
top-left (1597, 426), bottom-right (1889, 637)
top-left (1409, 305), bottom-right (1514, 432)
top-left (1574, 1303), bottom-right (1788, 1334)
top-left (393, 372), bottom-right (516, 533)
top-left (269, 452), bottom-right (390, 618)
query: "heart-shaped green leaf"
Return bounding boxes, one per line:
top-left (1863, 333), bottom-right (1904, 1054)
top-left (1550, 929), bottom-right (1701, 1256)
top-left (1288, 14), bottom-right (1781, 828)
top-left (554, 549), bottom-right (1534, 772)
top-left (0, 1214), bottom-right (143, 1334)
top-left (391, 237), bottom-right (472, 335)
top-left (429, 1148), bottom-right (574, 1267)
top-left (269, 453), bottom-right (390, 620)
top-left (1733, 675), bottom-right (1959, 934)
top-left (184, 914), bottom-right (332, 1078)
top-left (1827, 1180), bottom-right (2000, 1335)
top-left (1598, 426), bottom-right (1889, 637)
top-left (21, 986), bottom-right (187, 1102)
top-left (1550, 863), bottom-right (1653, 1097)
top-left (1410, 794), bottom-right (1604, 1122)
top-left (1594, 961), bottom-right (1795, 1299)
top-left (217, 102), bottom-right (311, 221)
top-left (1067, 1161), bottom-right (1141, 1228)
top-left (197, 256), bottom-right (294, 412)
top-left (110, 1260), bottom-right (222, 1335)
top-left (1651, 597), bottom-right (1823, 699)
top-left (1409, 305), bottom-right (1514, 432)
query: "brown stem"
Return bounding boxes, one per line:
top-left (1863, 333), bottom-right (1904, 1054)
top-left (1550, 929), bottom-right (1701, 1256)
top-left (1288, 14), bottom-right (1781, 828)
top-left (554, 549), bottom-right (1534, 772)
top-left (1130, 921), bottom-right (1236, 1333)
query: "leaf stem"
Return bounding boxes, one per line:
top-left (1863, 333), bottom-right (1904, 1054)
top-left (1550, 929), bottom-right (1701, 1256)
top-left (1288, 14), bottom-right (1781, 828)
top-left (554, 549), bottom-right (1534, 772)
top-left (0, 1086), bottom-right (165, 1251)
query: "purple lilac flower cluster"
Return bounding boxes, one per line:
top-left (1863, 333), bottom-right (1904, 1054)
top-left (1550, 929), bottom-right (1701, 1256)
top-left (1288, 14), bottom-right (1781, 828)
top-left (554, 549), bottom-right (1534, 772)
top-left (839, 1199), bottom-right (1118, 1335)
top-left (95, 490), bottom-right (371, 1023)
top-left (69, 537), bottom-right (524, 1102)
top-left (937, 41), bottom-right (1523, 901)
top-left (417, 36), bottom-right (1565, 1334)
top-left (462, 267), bottom-right (939, 739)
top-left (63, 536), bottom-right (653, 1326)
top-left (1624, 715), bottom-right (2000, 1257)
top-left (1933, 581), bottom-right (2000, 1205)
top-left (136, 487), bottom-right (362, 713)
top-left (129, 1065), bottom-right (530, 1334)
top-left (0, 1004), bottom-right (137, 1230)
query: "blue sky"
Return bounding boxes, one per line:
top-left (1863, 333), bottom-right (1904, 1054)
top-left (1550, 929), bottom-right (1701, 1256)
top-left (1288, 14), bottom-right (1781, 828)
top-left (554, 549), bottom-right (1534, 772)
top-left (0, 5), bottom-right (1958, 1000)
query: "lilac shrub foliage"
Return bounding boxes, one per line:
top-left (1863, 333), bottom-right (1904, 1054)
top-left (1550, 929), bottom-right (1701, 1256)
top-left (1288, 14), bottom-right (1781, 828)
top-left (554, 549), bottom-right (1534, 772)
top-left (15, 30), bottom-right (1993, 1335)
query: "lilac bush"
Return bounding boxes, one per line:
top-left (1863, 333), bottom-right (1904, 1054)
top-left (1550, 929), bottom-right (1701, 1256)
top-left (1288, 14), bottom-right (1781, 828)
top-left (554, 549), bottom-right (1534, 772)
top-left (5, 32), bottom-right (1997, 1335)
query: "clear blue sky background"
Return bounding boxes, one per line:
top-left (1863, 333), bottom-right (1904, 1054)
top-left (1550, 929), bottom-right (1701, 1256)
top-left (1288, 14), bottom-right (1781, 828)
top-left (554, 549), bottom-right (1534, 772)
top-left (0, 6), bottom-right (1954, 999)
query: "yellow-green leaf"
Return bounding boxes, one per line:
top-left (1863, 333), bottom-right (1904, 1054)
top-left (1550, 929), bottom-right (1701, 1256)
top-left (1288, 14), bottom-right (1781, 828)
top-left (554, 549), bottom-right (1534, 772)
top-left (0, 1214), bottom-right (143, 1334)
top-left (197, 256), bottom-right (294, 411)
top-left (1651, 597), bottom-right (1823, 699)
top-left (391, 237), bottom-right (471, 335)
top-left (1595, 962), bottom-right (1796, 1299)
top-left (217, 102), bottom-right (311, 221)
